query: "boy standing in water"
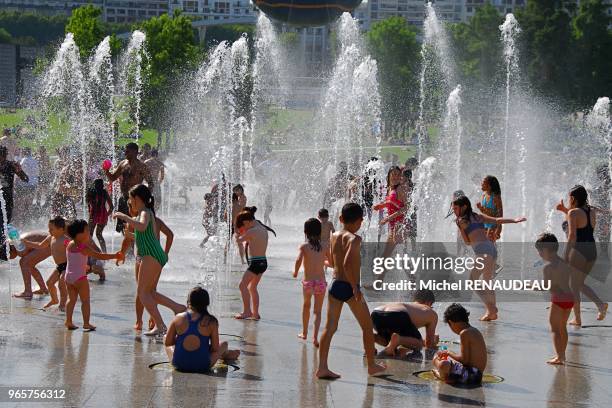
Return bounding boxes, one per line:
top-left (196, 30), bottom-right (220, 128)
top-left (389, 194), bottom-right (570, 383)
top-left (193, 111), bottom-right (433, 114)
top-left (234, 210), bottom-right (268, 321)
top-left (22, 217), bottom-right (68, 310)
top-left (433, 303), bottom-right (487, 386)
top-left (316, 203), bottom-right (386, 379)
top-left (535, 233), bottom-right (574, 365)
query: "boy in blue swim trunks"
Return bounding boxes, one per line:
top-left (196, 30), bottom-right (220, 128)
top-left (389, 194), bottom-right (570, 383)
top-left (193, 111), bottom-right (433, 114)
top-left (433, 303), bottom-right (487, 386)
top-left (315, 202), bottom-right (386, 379)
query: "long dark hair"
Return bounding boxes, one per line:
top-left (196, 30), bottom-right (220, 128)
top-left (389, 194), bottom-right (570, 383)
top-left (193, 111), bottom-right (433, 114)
top-left (484, 175), bottom-right (501, 195)
top-left (453, 195), bottom-right (475, 222)
top-left (304, 218), bottom-right (322, 252)
top-left (569, 185), bottom-right (589, 208)
top-left (187, 286), bottom-right (218, 325)
top-left (386, 166), bottom-right (401, 194)
top-left (88, 178), bottom-right (109, 208)
top-left (232, 184), bottom-right (244, 202)
top-left (244, 206), bottom-right (277, 236)
top-left (129, 184), bottom-right (155, 215)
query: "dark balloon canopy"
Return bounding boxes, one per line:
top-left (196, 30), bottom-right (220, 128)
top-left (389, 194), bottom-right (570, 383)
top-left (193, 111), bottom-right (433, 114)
top-left (254, 0), bottom-right (363, 27)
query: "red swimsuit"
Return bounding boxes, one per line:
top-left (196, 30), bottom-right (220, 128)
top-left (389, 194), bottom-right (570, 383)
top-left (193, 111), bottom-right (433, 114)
top-left (384, 189), bottom-right (405, 228)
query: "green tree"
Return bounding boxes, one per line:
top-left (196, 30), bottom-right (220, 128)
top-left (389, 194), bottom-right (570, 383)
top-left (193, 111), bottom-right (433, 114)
top-left (205, 24), bottom-right (255, 50)
top-left (140, 10), bottom-right (201, 141)
top-left (571, 0), bottom-right (612, 107)
top-left (0, 28), bottom-right (12, 44)
top-left (65, 5), bottom-right (105, 58)
top-left (0, 11), bottom-right (67, 45)
top-left (516, 0), bottom-right (573, 104)
top-left (367, 16), bottom-right (421, 139)
top-left (449, 3), bottom-right (503, 129)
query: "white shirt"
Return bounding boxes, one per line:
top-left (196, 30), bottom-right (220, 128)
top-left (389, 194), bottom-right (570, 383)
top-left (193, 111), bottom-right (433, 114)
top-left (18, 156), bottom-right (39, 187)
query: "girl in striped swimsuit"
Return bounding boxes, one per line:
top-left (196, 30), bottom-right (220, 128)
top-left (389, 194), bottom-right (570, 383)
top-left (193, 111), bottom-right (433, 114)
top-left (113, 184), bottom-right (185, 336)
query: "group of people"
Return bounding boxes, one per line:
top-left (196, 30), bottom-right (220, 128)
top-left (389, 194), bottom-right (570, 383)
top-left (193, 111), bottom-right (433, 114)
top-left (4, 138), bottom-right (612, 383)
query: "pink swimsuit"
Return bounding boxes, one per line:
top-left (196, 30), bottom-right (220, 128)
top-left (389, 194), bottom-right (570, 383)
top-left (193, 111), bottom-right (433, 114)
top-left (302, 279), bottom-right (327, 295)
top-left (65, 243), bottom-right (88, 285)
top-left (384, 189), bottom-right (405, 228)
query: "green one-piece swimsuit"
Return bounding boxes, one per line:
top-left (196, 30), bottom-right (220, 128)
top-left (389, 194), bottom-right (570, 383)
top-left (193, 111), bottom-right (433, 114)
top-left (135, 210), bottom-right (168, 267)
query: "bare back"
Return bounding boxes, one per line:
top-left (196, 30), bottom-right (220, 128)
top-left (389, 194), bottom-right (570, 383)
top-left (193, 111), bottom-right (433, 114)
top-left (50, 235), bottom-right (68, 264)
top-left (320, 221), bottom-right (334, 244)
top-left (245, 223), bottom-right (268, 257)
top-left (460, 327), bottom-right (487, 371)
top-left (300, 242), bottom-right (328, 282)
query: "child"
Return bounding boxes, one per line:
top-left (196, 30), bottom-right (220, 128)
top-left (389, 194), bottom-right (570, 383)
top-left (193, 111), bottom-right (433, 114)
top-left (165, 287), bottom-right (240, 373)
top-left (64, 219), bottom-right (123, 331)
top-left (476, 175), bottom-right (503, 242)
top-left (234, 210), bottom-right (268, 321)
top-left (231, 184), bottom-right (247, 263)
top-left (113, 184), bottom-right (183, 336)
top-left (535, 233), bottom-right (574, 365)
top-left (315, 202), bottom-right (386, 379)
top-left (293, 218), bottom-right (330, 347)
top-left (118, 200), bottom-right (175, 331)
top-left (87, 178), bottom-right (113, 253)
top-left (433, 303), bottom-right (487, 386)
top-left (264, 188), bottom-right (273, 227)
top-left (199, 192), bottom-right (218, 247)
top-left (318, 208), bottom-right (335, 246)
top-left (21, 217), bottom-right (68, 310)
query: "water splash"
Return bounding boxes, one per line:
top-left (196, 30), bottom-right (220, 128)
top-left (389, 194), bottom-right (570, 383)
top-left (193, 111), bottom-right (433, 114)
top-left (499, 14), bottom-right (521, 185)
top-left (120, 30), bottom-right (146, 138)
top-left (443, 85), bottom-right (463, 191)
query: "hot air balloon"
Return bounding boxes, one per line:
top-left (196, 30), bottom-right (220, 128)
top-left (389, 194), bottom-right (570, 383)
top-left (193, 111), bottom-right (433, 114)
top-left (254, 0), bottom-right (363, 26)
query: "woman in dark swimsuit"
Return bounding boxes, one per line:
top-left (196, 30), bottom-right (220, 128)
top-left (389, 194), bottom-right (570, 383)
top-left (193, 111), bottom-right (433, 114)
top-left (556, 185), bottom-right (608, 326)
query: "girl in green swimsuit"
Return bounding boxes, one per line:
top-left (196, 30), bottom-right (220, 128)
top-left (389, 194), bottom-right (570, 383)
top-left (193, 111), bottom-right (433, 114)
top-left (113, 184), bottom-right (185, 336)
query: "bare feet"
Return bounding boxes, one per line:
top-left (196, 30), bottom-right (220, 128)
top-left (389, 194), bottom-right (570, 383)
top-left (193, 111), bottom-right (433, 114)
top-left (313, 338), bottom-right (320, 348)
top-left (569, 319), bottom-right (581, 327)
top-left (297, 333), bottom-right (307, 340)
top-left (32, 289), bottom-right (48, 295)
top-left (58, 304), bottom-right (65, 312)
top-left (480, 313), bottom-right (498, 322)
top-left (43, 300), bottom-right (59, 309)
top-left (12, 291), bottom-right (33, 299)
top-left (148, 318), bottom-right (155, 330)
top-left (315, 368), bottom-right (341, 379)
top-left (383, 333), bottom-right (400, 356)
top-left (234, 313), bottom-right (252, 320)
top-left (597, 303), bottom-right (608, 321)
top-left (223, 350), bottom-right (240, 360)
top-left (368, 362), bottom-right (387, 376)
top-left (547, 356), bottom-right (565, 365)
top-left (144, 326), bottom-right (166, 336)
top-left (65, 323), bottom-right (78, 330)
top-left (134, 322), bottom-right (143, 331)
top-left (83, 324), bottom-right (96, 332)
top-left (249, 314), bottom-right (261, 321)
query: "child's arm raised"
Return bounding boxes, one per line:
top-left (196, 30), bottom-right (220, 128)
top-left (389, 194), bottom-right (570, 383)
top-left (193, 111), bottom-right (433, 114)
top-left (113, 210), bottom-right (149, 232)
top-left (479, 213), bottom-right (526, 225)
top-left (22, 236), bottom-right (51, 250)
top-left (293, 245), bottom-right (304, 278)
top-left (82, 244), bottom-right (122, 261)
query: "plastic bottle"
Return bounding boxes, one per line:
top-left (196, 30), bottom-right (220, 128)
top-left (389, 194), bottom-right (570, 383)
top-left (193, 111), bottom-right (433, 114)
top-left (7, 224), bottom-right (24, 252)
top-left (439, 345), bottom-right (448, 360)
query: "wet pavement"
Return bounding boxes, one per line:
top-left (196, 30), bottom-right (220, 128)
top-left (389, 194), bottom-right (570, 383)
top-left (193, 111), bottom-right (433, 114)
top-left (1, 216), bottom-right (611, 407)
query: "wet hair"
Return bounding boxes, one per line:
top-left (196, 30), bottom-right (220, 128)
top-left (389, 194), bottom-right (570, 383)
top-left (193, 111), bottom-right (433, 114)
top-left (151, 148), bottom-right (159, 157)
top-left (125, 142), bottom-right (138, 152)
top-left (413, 289), bottom-right (435, 305)
top-left (569, 185), bottom-right (589, 208)
top-left (129, 184), bottom-right (156, 215)
top-left (402, 168), bottom-right (412, 181)
top-left (318, 208), bottom-right (329, 218)
top-left (187, 286), bottom-right (218, 324)
top-left (304, 218), bottom-right (322, 252)
top-left (386, 166), bottom-right (401, 192)
top-left (483, 175), bottom-right (501, 195)
top-left (49, 216), bottom-right (65, 229)
top-left (235, 210), bottom-right (255, 229)
top-left (66, 219), bottom-right (88, 239)
top-left (232, 184), bottom-right (244, 202)
top-left (242, 206), bottom-right (276, 236)
top-left (535, 232), bottom-right (559, 253)
top-left (452, 195), bottom-right (474, 220)
top-left (341, 202), bottom-right (363, 224)
top-left (444, 303), bottom-right (470, 324)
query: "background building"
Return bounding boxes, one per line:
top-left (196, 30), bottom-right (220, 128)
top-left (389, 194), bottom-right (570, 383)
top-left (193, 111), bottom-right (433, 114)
top-left (168, 0), bottom-right (256, 20)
